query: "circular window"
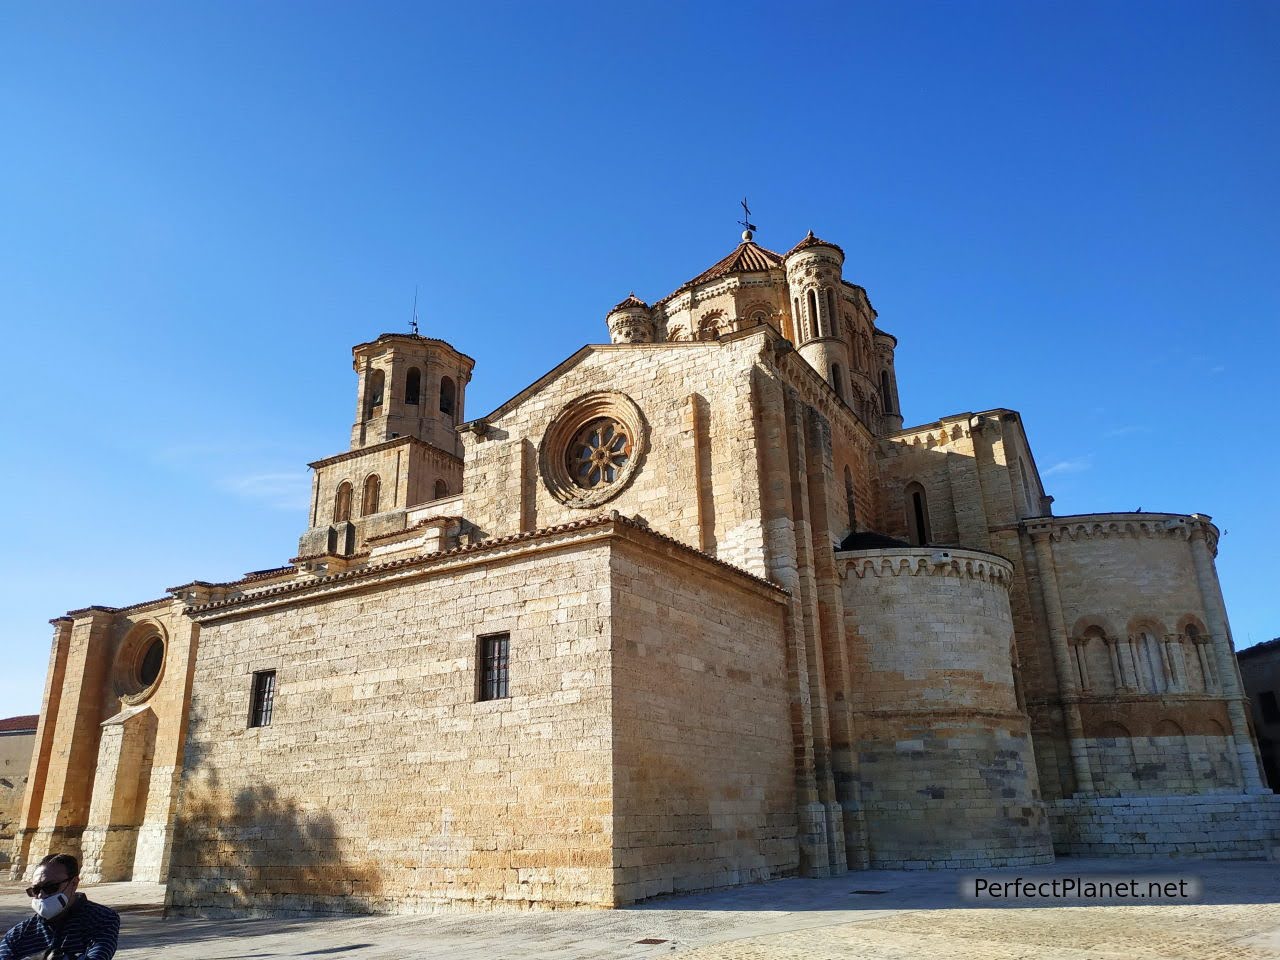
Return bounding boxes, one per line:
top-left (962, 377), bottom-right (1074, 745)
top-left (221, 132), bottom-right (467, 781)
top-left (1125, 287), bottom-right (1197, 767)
top-left (138, 638), bottom-right (164, 687)
top-left (567, 418), bottom-right (633, 489)
top-left (113, 627), bottom-right (167, 704)
top-left (541, 392), bottom-right (648, 509)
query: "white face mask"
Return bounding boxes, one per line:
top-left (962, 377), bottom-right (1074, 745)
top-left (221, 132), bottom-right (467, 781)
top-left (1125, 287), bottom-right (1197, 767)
top-left (32, 891), bottom-right (70, 920)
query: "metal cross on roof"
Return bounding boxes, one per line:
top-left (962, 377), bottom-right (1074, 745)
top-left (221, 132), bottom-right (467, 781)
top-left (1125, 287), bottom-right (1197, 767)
top-left (737, 198), bottom-right (758, 240)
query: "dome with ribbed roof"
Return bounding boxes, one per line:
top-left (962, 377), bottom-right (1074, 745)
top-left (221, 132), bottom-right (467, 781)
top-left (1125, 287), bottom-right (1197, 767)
top-left (654, 239), bottom-right (786, 307)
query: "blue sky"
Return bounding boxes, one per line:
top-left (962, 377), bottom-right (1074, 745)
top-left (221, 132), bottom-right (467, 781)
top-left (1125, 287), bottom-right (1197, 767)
top-left (1, 2), bottom-right (1277, 716)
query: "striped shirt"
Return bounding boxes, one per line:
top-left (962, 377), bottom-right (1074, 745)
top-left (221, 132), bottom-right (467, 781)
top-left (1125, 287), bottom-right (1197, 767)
top-left (0, 895), bottom-right (120, 959)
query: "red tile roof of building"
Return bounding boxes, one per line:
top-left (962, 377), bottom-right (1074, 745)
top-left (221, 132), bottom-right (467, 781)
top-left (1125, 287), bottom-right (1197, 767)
top-left (0, 715), bottom-right (38, 733)
top-left (785, 230), bottom-right (844, 258)
top-left (654, 239), bottom-right (785, 307)
top-left (608, 293), bottom-right (650, 313)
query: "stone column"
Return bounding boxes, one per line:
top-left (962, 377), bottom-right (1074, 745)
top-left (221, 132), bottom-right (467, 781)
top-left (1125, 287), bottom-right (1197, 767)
top-left (1029, 527), bottom-right (1095, 794)
top-left (1073, 641), bottom-right (1090, 691)
top-left (1105, 637), bottom-right (1125, 690)
top-left (1195, 640), bottom-right (1216, 692)
top-left (1187, 523), bottom-right (1265, 792)
top-left (751, 367), bottom-right (828, 875)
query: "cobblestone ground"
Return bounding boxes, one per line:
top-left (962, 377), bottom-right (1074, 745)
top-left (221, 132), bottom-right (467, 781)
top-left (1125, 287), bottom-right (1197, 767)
top-left (1, 858), bottom-right (1277, 959)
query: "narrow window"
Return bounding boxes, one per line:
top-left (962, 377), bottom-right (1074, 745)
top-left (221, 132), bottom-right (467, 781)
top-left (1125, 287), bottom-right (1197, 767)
top-left (362, 474), bottom-right (381, 516)
top-left (880, 369), bottom-right (894, 413)
top-left (365, 369), bottom-right (386, 420)
top-left (825, 289), bottom-right (836, 337)
top-left (906, 482), bottom-right (931, 545)
top-left (792, 298), bottom-right (801, 339)
top-left (405, 367), bottom-right (421, 405)
top-left (334, 481), bottom-right (353, 523)
top-left (249, 670), bottom-right (276, 728)
top-left (830, 363), bottom-right (845, 401)
top-left (478, 633), bottom-right (510, 701)
top-left (439, 376), bottom-right (456, 417)
top-left (806, 289), bottom-right (819, 339)
top-left (1261, 691), bottom-right (1280, 724)
top-left (434, 478), bottom-right (449, 499)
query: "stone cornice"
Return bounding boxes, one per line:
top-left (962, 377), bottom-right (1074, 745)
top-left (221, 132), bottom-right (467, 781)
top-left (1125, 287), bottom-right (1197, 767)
top-left (185, 513), bottom-right (786, 622)
top-left (1022, 513), bottom-right (1217, 551)
top-left (307, 435), bottom-right (462, 471)
top-left (835, 546), bottom-right (1014, 587)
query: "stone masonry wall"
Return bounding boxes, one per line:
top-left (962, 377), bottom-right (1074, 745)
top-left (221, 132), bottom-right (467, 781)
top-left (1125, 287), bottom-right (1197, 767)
top-left (1050, 793), bottom-right (1280, 858)
top-left (841, 547), bottom-right (1053, 868)
top-left (167, 541), bottom-right (617, 915)
top-left (462, 336), bottom-right (773, 579)
top-left (0, 730), bottom-right (35, 869)
top-left (610, 538), bottom-right (796, 903)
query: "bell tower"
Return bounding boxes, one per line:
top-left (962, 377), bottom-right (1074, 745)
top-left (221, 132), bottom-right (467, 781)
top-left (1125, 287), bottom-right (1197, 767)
top-left (350, 333), bottom-right (474, 458)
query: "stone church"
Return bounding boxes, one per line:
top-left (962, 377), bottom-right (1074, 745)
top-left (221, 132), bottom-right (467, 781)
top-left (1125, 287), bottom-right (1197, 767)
top-left (11, 227), bottom-right (1279, 913)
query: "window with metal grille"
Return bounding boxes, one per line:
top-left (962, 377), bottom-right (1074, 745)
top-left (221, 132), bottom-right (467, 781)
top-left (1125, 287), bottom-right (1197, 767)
top-left (249, 670), bottom-right (277, 727)
top-left (478, 633), bottom-right (509, 701)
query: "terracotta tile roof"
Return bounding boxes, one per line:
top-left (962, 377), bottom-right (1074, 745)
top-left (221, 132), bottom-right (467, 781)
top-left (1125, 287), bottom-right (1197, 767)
top-left (654, 240), bottom-right (785, 307)
top-left (785, 230), bottom-right (844, 258)
top-left (187, 512), bottom-right (786, 617)
top-left (0, 715), bottom-right (38, 733)
top-left (609, 293), bottom-right (650, 313)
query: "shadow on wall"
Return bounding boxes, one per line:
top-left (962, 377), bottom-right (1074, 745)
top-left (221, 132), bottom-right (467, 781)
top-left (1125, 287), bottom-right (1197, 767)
top-left (166, 705), bottom-right (384, 916)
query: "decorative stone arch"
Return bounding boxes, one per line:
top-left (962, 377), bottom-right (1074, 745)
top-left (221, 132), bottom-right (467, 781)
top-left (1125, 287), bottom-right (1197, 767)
top-left (1126, 615), bottom-right (1169, 638)
top-left (333, 481), bottom-right (353, 523)
top-left (1070, 614), bottom-right (1119, 639)
top-left (433, 478), bottom-right (449, 499)
top-left (1175, 613), bottom-right (1210, 637)
top-left (697, 310), bottom-right (726, 341)
top-left (666, 323), bottom-right (691, 343)
top-left (361, 473), bottom-right (382, 516)
top-left (1154, 719), bottom-right (1186, 737)
top-left (740, 300), bottom-right (772, 330)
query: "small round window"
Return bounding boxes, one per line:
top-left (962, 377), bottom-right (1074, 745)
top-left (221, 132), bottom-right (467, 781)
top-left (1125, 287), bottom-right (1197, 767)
top-left (567, 418), bottom-right (632, 490)
top-left (138, 638), bottom-right (164, 687)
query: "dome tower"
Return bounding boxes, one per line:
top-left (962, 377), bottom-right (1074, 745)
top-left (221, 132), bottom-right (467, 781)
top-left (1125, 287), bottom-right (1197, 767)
top-left (785, 232), bottom-right (853, 404)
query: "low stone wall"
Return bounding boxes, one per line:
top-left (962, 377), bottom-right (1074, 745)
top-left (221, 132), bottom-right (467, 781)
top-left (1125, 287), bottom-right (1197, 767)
top-left (1049, 793), bottom-right (1280, 859)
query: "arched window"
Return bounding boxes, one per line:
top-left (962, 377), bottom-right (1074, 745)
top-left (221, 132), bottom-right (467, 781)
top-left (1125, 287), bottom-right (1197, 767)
top-left (880, 369), bottom-right (894, 413)
top-left (830, 363), bottom-right (845, 401)
top-left (844, 466), bottom-right (856, 532)
top-left (439, 376), bottom-right (456, 417)
top-left (334, 481), bottom-right (352, 523)
top-left (905, 481), bottom-right (931, 545)
top-left (434, 478), bottom-right (449, 499)
top-left (806, 289), bottom-right (819, 340)
top-left (362, 474), bottom-right (381, 516)
top-left (792, 298), bottom-right (800, 339)
top-left (825, 289), bottom-right (836, 337)
top-left (365, 369), bottom-right (386, 420)
top-left (405, 367), bottom-right (421, 405)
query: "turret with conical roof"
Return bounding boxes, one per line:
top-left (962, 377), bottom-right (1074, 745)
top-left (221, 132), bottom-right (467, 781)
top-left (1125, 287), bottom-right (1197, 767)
top-left (606, 293), bottom-right (655, 343)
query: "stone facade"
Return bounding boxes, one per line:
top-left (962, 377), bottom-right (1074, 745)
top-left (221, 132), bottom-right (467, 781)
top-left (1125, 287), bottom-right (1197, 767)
top-left (0, 716), bottom-right (37, 870)
top-left (11, 226), bottom-right (1273, 911)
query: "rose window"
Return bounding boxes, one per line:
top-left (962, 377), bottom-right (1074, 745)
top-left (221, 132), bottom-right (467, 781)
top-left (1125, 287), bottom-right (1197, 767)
top-left (568, 418), bottom-right (632, 489)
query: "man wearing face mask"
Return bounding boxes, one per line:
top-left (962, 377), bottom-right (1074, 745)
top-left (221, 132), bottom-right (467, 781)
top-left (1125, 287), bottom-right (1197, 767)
top-left (0, 854), bottom-right (120, 960)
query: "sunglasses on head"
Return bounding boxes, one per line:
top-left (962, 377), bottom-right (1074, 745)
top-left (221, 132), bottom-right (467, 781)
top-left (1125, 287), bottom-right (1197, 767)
top-left (25, 878), bottom-right (72, 898)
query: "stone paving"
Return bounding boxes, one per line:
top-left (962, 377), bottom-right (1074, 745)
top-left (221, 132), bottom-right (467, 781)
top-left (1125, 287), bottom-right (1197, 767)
top-left (2, 858), bottom-right (1279, 959)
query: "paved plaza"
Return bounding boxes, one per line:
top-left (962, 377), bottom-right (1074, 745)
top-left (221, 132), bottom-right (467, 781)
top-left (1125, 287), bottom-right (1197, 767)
top-left (3, 857), bottom-right (1279, 959)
